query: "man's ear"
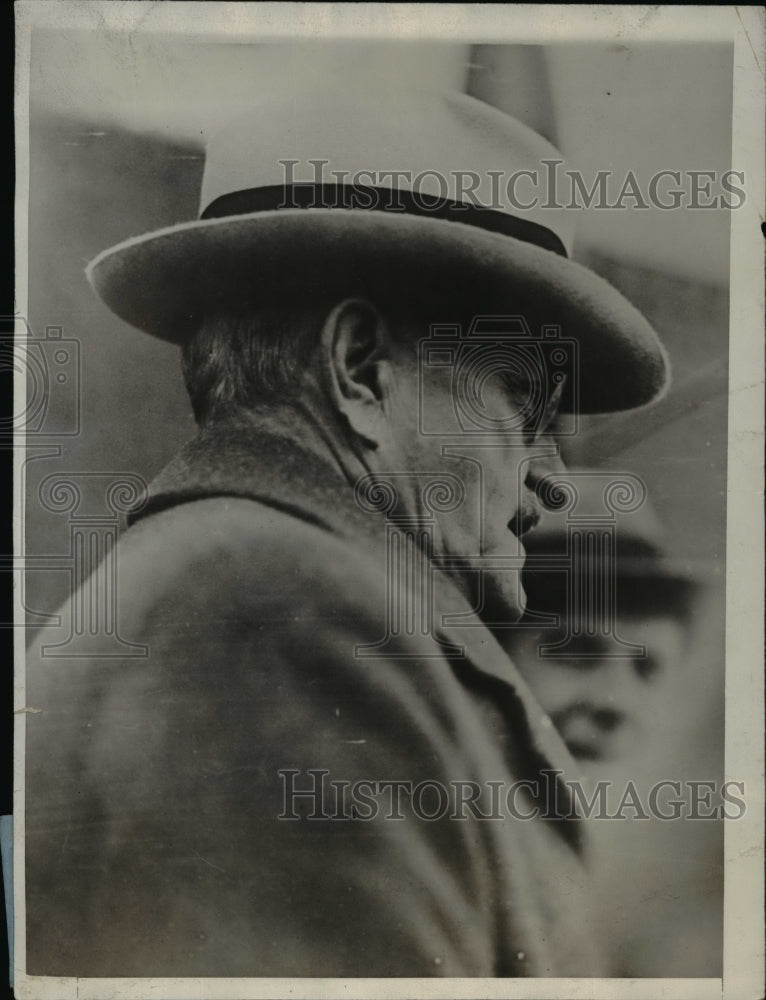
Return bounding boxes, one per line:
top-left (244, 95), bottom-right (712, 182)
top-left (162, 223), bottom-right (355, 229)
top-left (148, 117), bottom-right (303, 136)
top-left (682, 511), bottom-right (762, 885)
top-left (319, 298), bottom-right (396, 447)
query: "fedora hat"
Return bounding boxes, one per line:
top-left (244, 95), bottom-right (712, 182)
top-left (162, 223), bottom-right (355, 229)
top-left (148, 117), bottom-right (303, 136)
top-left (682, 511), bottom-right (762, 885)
top-left (86, 89), bottom-right (670, 414)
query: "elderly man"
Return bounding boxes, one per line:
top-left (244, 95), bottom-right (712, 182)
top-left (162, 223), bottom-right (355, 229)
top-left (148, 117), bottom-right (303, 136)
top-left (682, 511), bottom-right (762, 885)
top-left (25, 91), bottom-right (668, 978)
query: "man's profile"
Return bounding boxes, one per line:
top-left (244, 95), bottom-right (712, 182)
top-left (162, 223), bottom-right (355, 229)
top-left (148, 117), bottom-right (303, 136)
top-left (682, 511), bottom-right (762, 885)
top-left (24, 89), bottom-right (669, 978)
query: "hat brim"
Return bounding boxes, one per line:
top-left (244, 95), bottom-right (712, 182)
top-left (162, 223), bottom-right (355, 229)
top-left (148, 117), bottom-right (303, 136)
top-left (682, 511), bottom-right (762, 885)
top-left (525, 555), bottom-right (706, 584)
top-left (521, 555), bottom-right (707, 615)
top-left (86, 209), bottom-right (670, 414)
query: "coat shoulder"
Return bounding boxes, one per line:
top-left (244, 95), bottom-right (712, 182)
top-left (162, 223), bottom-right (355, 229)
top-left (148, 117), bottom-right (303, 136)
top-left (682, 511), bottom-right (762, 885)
top-left (119, 494), bottom-right (389, 623)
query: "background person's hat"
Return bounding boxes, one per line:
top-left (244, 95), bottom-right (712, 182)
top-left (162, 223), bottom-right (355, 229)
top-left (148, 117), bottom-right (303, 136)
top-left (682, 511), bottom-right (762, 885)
top-left (521, 470), bottom-right (704, 618)
top-left (86, 89), bottom-right (670, 414)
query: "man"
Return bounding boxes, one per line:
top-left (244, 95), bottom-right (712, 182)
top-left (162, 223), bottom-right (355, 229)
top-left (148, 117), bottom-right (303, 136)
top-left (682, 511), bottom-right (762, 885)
top-left (24, 90), bottom-right (669, 978)
top-left (507, 473), bottom-right (700, 765)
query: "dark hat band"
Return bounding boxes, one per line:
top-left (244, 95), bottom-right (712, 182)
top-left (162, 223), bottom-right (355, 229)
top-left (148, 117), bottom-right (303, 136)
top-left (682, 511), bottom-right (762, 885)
top-left (201, 184), bottom-right (568, 258)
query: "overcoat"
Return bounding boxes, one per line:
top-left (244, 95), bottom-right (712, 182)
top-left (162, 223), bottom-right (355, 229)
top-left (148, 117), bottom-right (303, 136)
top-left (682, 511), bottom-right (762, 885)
top-left (25, 414), bottom-right (603, 978)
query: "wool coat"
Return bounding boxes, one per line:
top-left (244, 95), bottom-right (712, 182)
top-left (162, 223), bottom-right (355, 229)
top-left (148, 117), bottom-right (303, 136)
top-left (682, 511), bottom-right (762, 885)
top-left (25, 414), bottom-right (604, 979)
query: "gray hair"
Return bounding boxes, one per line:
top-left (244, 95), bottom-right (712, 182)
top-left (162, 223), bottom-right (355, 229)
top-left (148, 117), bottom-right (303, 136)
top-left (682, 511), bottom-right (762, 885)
top-left (181, 302), bottom-right (328, 424)
top-left (181, 299), bottom-right (536, 428)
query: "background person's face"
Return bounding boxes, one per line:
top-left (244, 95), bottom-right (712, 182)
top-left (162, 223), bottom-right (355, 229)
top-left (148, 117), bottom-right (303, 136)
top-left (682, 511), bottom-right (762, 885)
top-left (512, 611), bottom-right (686, 762)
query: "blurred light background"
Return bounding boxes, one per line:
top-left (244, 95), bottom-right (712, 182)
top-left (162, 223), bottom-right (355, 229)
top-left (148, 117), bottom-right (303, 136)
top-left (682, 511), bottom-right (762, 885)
top-left (23, 29), bottom-right (730, 977)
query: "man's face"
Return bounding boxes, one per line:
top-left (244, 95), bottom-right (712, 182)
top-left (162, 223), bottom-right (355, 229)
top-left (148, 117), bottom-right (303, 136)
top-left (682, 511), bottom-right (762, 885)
top-left (511, 611), bottom-right (686, 762)
top-left (383, 349), bottom-right (563, 622)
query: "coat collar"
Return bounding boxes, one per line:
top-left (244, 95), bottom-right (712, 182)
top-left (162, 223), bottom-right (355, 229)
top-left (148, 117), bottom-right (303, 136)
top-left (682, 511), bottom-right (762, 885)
top-left (131, 410), bottom-right (375, 539)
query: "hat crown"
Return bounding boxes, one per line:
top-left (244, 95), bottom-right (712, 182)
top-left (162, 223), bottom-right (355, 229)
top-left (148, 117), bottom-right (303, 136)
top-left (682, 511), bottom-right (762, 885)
top-left (198, 89), bottom-right (576, 255)
top-left (86, 89), bottom-right (670, 416)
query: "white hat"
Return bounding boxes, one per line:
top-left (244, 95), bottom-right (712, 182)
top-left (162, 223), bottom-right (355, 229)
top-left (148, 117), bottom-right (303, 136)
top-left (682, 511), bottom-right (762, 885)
top-left (86, 89), bottom-right (670, 414)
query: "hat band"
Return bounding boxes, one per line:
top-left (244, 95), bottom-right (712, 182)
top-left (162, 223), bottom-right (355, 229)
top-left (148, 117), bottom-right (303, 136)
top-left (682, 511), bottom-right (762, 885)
top-left (200, 184), bottom-right (568, 258)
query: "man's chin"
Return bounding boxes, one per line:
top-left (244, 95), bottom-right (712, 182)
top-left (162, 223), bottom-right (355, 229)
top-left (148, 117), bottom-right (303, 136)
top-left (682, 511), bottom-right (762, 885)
top-left (439, 534), bottom-right (527, 627)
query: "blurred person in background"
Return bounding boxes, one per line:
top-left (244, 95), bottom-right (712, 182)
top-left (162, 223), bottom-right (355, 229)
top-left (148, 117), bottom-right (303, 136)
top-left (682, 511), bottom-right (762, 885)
top-left (507, 472), bottom-right (701, 767)
top-left (505, 470), bottom-right (721, 977)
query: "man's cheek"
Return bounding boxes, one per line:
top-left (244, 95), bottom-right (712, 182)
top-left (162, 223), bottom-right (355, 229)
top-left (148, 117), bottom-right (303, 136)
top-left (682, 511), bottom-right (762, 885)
top-left (437, 454), bottom-right (483, 543)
